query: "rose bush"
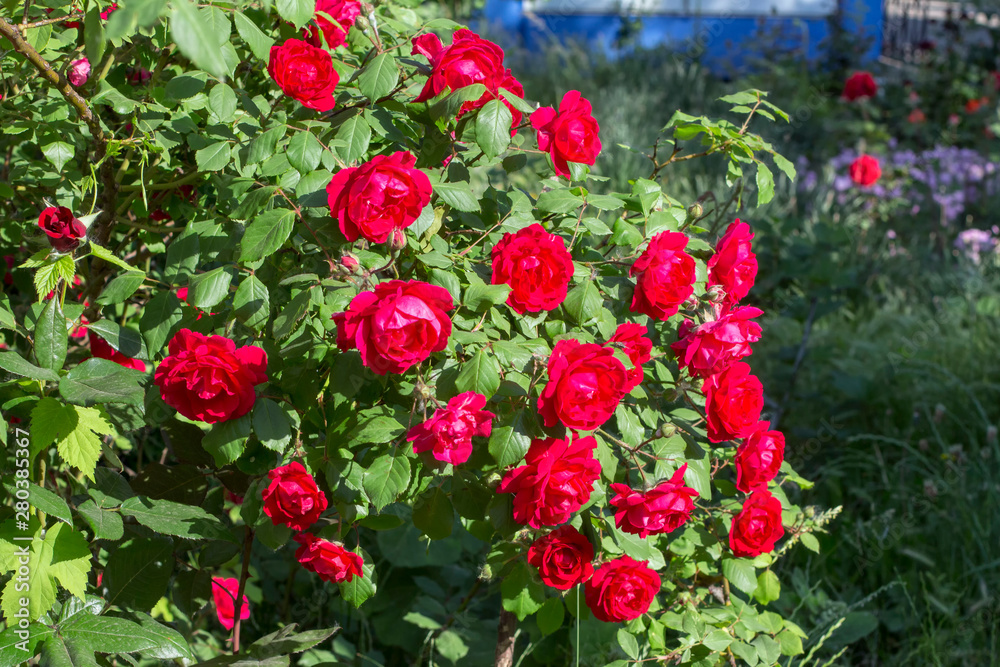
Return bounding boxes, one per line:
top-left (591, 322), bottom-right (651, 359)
top-left (0, 2), bottom-right (830, 665)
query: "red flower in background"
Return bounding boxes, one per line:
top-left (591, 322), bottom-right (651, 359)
top-left (537, 338), bottom-right (628, 432)
top-left (527, 525), bottom-right (595, 590)
top-left (843, 71), bottom-right (877, 101)
top-left (735, 422), bottom-right (785, 494)
top-left (607, 323), bottom-right (652, 389)
top-left (491, 224), bottom-right (574, 314)
top-left (303, 0), bottom-right (361, 49)
top-left (707, 220), bottom-right (757, 307)
top-left (211, 577), bottom-right (249, 631)
top-left (268, 38), bottom-right (339, 112)
top-left (294, 533), bottom-right (364, 583)
top-left (333, 280), bottom-right (454, 375)
top-left (729, 489), bottom-right (785, 557)
top-left (629, 231), bottom-right (696, 320)
top-left (584, 556), bottom-right (660, 623)
top-left (326, 151), bottom-right (432, 244)
top-left (68, 58), bottom-right (90, 87)
top-left (671, 306), bottom-right (763, 378)
top-left (89, 331), bottom-right (146, 372)
top-left (262, 461), bottom-right (328, 531)
top-left (498, 434), bottom-right (601, 528)
top-left (704, 361), bottom-right (764, 443)
top-left (609, 464), bottom-right (698, 538)
top-left (407, 391), bottom-right (494, 465)
top-left (38, 207), bottom-right (86, 253)
top-left (849, 154), bottom-right (881, 187)
top-left (530, 90), bottom-right (602, 178)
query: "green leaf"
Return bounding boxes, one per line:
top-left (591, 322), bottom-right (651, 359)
top-left (30, 399), bottom-right (112, 481)
top-left (234, 11), bottom-right (275, 61)
top-left (722, 558), bottom-right (758, 596)
top-left (755, 162), bottom-right (775, 207)
top-left (347, 415), bottom-right (406, 445)
top-left (463, 283), bottom-right (511, 312)
top-left (433, 181), bottom-right (479, 212)
top-left (233, 275), bottom-right (270, 331)
top-left (91, 80), bottom-right (137, 114)
top-left (170, 0), bottom-right (229, 79)
top-left (500, 561), bottom-right (545, 620)
top-left (27, 485), bottom-right (72, 526)
top-left (362, 454), bottom-right (411, 512)
top-left (120, 496), bottom-right (230, 541)
top-left (536, 597), bottom-right (564, 636)
top-left (249, 624), bottom-right (340, 659)
top-left (253, 399), bottom-right (292, 452)
top-left (32, 254), bottom-right (74, 302)
top-left (731, 640), bottom-right (759, 666)
top-left (754, 569), bottom-right (781, 605)
top-left (240, 209), bottom-right (296, 262)
top-left (195, 141), bottom-right (232, 172)
top-left (336, 115), bottom-right (371, 163)
top-left (41, 141), bottom-right (75, 172)
top-left (287, 131), bottom-right (323, 174)
top-left (752, 635), bottom-right (781, 665)
top-left (96, 271), bottom-right (146, 305)
top-left (202, 414), bottom-right (252, 467)
top-left (475, 99), bottom-right (513, 159)
top-left (276, 0), bottom-right (313, 28)
top-left (89, 243), bottom-right (139, 273)
top-left (799, 532), bottom-right (820, 553)
top-left (0, 522), bottom-right (91, 622)
top-left (138, 291), bottom-right (183, 354)
top-left (435, 630), bottom-right (468, 663)
top-left (429, 83), bottom-right (486, 121)
top-left (0, 623), bottom-right (52, 666)
top-left (105, 538), bottom-right (174, 612)
top-left (209, 83), bottom-right (238, 123)
top-left (338, 554), bottom-right (376, 607)
top-left (35, 297), bottom-right (68, 372)
top-left (188, 267), bottom-right (232, 310)
top-left (488, 422), bottom-right (530, 468)
top-left (248, 126), bottom-right (285, 165)
top-left (455, 349), bottom-right (501, 399)
top-left (357, 53), bottom-right (399, 101)
top-left (703, 629), bottom-right (733, 651)
top-left (271, 289), bottom-right (312, 340)
top-left (59, 358), bottom-right (145, 406)
top-left (617, 629), bottom-right (640, 660)
top-left (412, 487), bottom-right (453, 540)
top-left (562, 281), bottom-right (601, 325)
top-left (76, 499), bottom-right (125, 540)
top-left (536, 188), bottom-right (583, 214)
top-left (84, 6), bottom-right (107, 63)
top-left (776, 629), bottom-right (804, 656)
top-left (0, 351), bottom-right (59, 382)
top-left (86, 320), bottom-right (147, 360)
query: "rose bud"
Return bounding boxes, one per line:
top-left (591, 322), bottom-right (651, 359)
top-left (38, 207), bottom-right (86, 253)
top-left (67, 58), bottom-right (90, 87)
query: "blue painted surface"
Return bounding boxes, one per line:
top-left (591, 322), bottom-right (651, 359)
top-left (480, 0), bottom-right (883, 65)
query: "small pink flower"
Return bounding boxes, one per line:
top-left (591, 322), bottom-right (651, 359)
top-left (68, 58), bottom-right (90, 87)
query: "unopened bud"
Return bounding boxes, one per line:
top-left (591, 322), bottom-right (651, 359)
top-left (682, 294), bottom-right (700, 311)
top-left (687, 202), bottom-right (704, 221)
top-left (355, 14), bottom-right (371, 31)
top-left (706, 284), bottom-right (727, 303)
top-left (389, 228), bottom-right (406, 250)
top-left (484, 472), bottom-right (502, 489)
top-left (804, 506), bottom-right (816, 518)
top-left (341, 253), bottom-right (360, 272)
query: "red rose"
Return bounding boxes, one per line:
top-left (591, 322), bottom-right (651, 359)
top-left (211, 577), bottom-right (249, 631)
top-left (127, 67), bottom-right (151, 86)
top-left (293, 533), bottom-right (364, 583)
top-left (491, 224), bottom-right (574, 314)
top-left (153, 329), bottom-right (267, 424)
top-left (671, 306), bottom-right (763, 378)
top-left (262, 461), bottom-right (328, 531)
top-left (326, 151), bottom-right (432, 244)
top-left (61, 2), bottom-right (116, 28)
top-left (537, 338), bottom-right (629, 432)
top-left (629, 231), bottom-right (696, 320)
top-left (38, 207), bottom-right (86, 253)
top-left (333, 280), bottom-right (454, 375)
top-left (607, 323), bottom-right (652, 389)
top-left (707, 220), bottom-right (757, 307)
top-left (849, 154), bottom-right (881, 187)
top-left (406, 391), bottom-right (494, 465)
top-left (68, 58), bottom-right (90, 87)
top-left (303, 0), bottom-right (361, 49)
top-left (530, 90), bottom-right (602, 178)
top-left (843, 71), bottom-right (877, 101)
top-left (704, 361), bottom-right (763, 443)
top-left (735, 422), bottom-right (785, 494)
top-left (497, 434), bottom-right (601, 528)
top-left (527, 525), bottom-right (595, 590)
top-left (729, 489), bottom-right (785, 558)
top-left (584, 556), bottom-right (660, 623)
top-left (609, 464), bottom-right (697, 538)
top-left (411, 29), bottom-right (524, 133)
top-left (267, 38), bottom-right (339, 112)
top-left (88, 331), bottom-right (145, 373)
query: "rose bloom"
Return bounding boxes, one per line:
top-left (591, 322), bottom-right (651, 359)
top-left (537, 338), bottom-right (628, 432)
top-left (262, 461), bottom-right (329, 531)
top-left (843, 71), bottom-right (877, 101)
top-left (211, 577), bottom-right (249, 631)
top-left (294, 533), bottom-right (364, 583)
top-left (411, 29), bottom-right (524, 132)
top-left (849, 154), bottom-right (881, 187)
top-left (326, 151), bottom-right (432, 244)
top-left (735, 421), bottom-right (786, 494)
top-left (333, 280), bottom-right (454, 375)
top-left (303, 0), bottom-right (361, 49)
top-left (153, 329), bottom-right (267, 424)
top-left (491, 224), bottom-right (574, 314)
top-left (88, 331), bottom-right (145, 372)
top-left (607, 322), bottom-right (652, 389)
top-left (584, 556), bottom-right (661, 623)
top-left (268, 38), bottom-right (339, 112)
top-left (38, 207), bottom-right (86, 253)
top-left (406, 391), bottom-right (494, 465)
top-left (497, 434), bottom-right (601, 528)
top-left (67, 58), bottom-right (90, 87)
top-left (707, 220), bottom-right (757, 307)
top-left (908, 108), bottom-right (926, 124)
top-left (671, 306), bottom-right (763, 378)
top-left (530, 90), bottom-right (602, 178)
top-left (704, 361), bottom-right (764, 443)
top-left (629, 231), bottom-right (696, 321)
top-left (609, 464), bottom-right (698, 538)
top-left (729, 489), bottom-right (785, 558)
top-left (527, 525), bottom-right (595, 590)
